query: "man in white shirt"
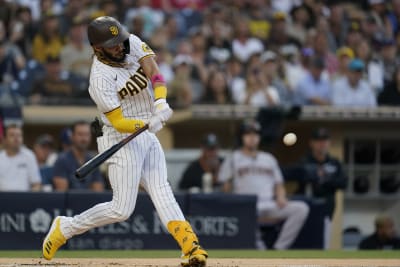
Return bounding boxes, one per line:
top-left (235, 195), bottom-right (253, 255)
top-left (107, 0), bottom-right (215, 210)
top-left (332, 59), bottom-right (377, 107)
top-left (0, 124), bottom-right (42, 191)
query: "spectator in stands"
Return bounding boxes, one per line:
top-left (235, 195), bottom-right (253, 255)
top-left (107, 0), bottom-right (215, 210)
top-left (226, 56), bottom-right (246, 104)
top-left (244, 65), bottom-right (280, 108)
top-left (368, 0), bottom-right (393, 39)
top-left (0, 124), bottom-right (42, 191)
top-left (345, 20), bottom-right (364, 54)
top-left (268, 11), bottom-right (301, 52)
top-left (294, 56), bottom-right (331, 106)
top-left (231, 18), bottom-right (264, 63)
top-left (164, 15), bottom-right (183, 54)
top-left (280, 44), bottom-right (304, 92)
top-left (33, 134), bottom-right (57, 189)
top-left (359, 215), bottom-right (400, 250)
top-left (0, 38), bottom-right (26, 85)
top-left (59, 127), bottom-right (72, 152)
top-left (201, 70), bottom-right (232, 105)
top-left (295, 127), bottom-right (347, 248)
top-left (261, 50), bottom-right (293, 107)
top-left (124, 0), bottom-right (164, 41)
top-left (52, 121), bottom-right (104, 192)
top-left (218, 120), bottom-right (309, 250)
top-left (167, 55), bottom-right (194, 109)
top-left (332, 59), bottom-right (377, 107)
top-left (179, 133), bottom-right (222, 192)
top-left (58, 0), bottom-right (90, 35)
top-left (32, 14), bottom-right (65, 64)
top-left (286, 5), bottom-right (310, 45)
top-left (29, 55), bottom-right (88, 105)
top-left (91, 0), bottom-right (118, 19)
top-left (327, 2), bottom-right (346, 48)
top-left (174, 40), bottom-right (206, 102)
top-left (9, 6), bottom-right (37, 58)
top-left (313, 30), bottom-right (338, 76)
top-left (206, 21), bottom-right (232, 65)
top-left (334, 46), bottom-right (355, 80)
top-left (379, 38), bottom-right (400, 85)
top-left (356, 38), bottom-right (384, 93)
top-left (248, 1), bottom-right (270, 42)
top-left (60, 18), bottom-right (92, 78)
top-left (378, 65), bottom-right (400, 106)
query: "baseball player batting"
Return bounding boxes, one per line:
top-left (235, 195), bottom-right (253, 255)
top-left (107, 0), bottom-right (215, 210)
top-left (42, 16), bottom-right (208, 267)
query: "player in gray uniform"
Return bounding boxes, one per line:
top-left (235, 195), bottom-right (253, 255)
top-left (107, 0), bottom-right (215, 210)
top-left (218, 119), bottom-right (309, 249)
top-left (42, 16), bottom-right (207, 267)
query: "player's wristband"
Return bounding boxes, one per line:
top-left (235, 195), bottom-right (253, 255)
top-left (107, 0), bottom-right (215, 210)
top-left (154, 85), bottom-right (167, 100)
top-left (151, 73), bottom-right (165, 85)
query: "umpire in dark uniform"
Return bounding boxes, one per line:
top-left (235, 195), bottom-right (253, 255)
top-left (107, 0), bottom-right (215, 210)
top-left (297, 127), bottom-right (347, 248)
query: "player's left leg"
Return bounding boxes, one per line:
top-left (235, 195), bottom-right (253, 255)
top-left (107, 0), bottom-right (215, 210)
top-left (140, 137), bottom-right (208, 267)
top-left (43, 133), bottom-right (145, 260)
top-left (260, 201), bottom-right (309, 249)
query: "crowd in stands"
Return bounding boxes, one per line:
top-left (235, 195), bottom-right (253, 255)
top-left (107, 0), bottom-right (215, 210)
top-left (1, 0), bottom-right (400, 107)
top-left (0, 0), bottom-right (399, 251)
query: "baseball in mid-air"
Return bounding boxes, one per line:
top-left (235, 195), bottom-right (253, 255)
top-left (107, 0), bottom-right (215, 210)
top-left (283, 132), bottom-right (297, 146)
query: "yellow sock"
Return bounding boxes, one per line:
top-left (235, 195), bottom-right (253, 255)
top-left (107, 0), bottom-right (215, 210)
top-left (167, 220), bottom-right (198, 255)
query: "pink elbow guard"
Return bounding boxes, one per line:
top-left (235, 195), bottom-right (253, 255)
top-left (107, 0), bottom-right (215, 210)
top-left (151, 74), bottom-right (165, 85)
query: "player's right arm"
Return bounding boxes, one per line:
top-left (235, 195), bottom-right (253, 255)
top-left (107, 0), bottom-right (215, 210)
top-left (104, 107), bottom-right (145, 133)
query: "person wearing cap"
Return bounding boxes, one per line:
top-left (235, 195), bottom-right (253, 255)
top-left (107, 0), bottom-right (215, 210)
top-left (261, 50), bottom-right (293, 107)
top-left (29, 55), bottom-right (82, 105)
top-left (295, 127), bottom-right (347, 248)
top-left (0, 124), bottom-right (42, 192)
top-left (359, 214), bottom-right (400, 250)
top-left (332, 58), bottom-right (377, 107)
top-left (334, 46), bottom-right (355, 80)
top-left (218, 119), bottom-right (309, 250)
top-left (33, 134), bottom-right (57, 188)
top-left (294, 56), bottom-right (331, 106)
top-left (60, 17), bottom-right (92, 78)
top-left (179, 133), bottom-right (223, 192)
top-left (168, 54), bottom-right (195, 108)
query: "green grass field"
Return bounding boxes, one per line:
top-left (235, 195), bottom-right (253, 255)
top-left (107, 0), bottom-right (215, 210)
top-left (0, 250), bottom-right (399, 259)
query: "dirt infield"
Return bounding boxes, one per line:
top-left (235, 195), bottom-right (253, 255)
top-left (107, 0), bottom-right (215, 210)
top-left (0, 258), bottom-right (399, 267)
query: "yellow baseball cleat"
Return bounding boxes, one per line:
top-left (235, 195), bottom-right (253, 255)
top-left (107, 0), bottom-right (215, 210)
top-left (180, 242), bottom-right (208, 267)
top-left (42, 216), bottom-right (67, 260)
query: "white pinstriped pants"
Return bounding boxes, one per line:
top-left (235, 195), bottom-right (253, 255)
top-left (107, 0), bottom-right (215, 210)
top-left (60, 128), bottom-right (185, 239)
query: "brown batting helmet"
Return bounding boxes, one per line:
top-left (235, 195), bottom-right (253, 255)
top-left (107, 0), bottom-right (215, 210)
top-left (87, 16), bottom-right (130, 47)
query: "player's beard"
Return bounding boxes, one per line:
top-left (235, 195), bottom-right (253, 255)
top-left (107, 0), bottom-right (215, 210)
top-left (102, 48), bottom-right (126, 62)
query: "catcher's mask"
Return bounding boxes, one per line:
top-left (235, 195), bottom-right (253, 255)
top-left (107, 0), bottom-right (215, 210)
top-left (87, 16), bottom-right (130, 67)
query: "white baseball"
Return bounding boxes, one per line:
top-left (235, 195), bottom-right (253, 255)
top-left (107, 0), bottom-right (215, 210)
top-left (283, 132), bottom-right (297, 146)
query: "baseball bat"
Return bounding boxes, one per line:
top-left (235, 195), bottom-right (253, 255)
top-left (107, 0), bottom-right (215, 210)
top-left (75, 125), bottom-right (149, 179)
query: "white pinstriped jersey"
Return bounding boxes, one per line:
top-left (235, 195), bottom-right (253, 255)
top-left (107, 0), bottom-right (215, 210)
top-left (88, 34), bottom-right (155, 126)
